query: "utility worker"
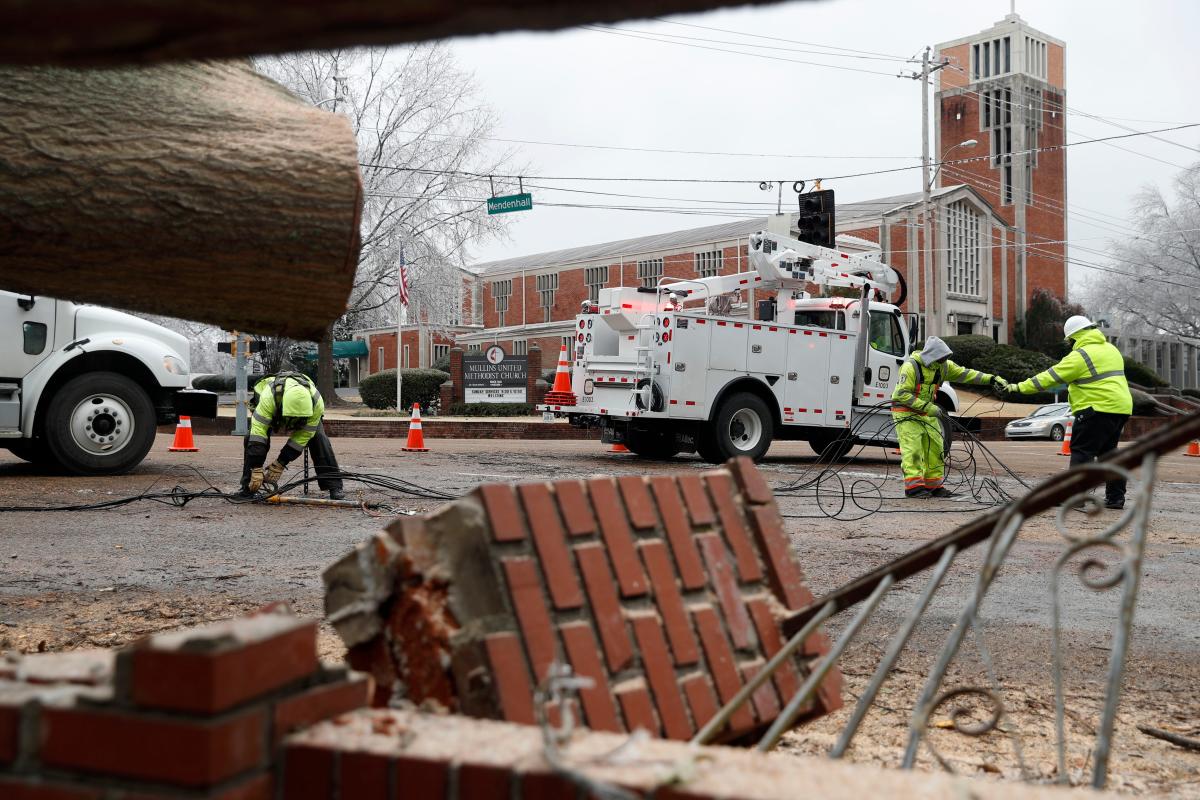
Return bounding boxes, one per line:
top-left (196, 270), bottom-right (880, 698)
top-left (1010, 315), bottom-right (1133, 509)
top-left (238, 372), bottom-right (345, 499)
top-left (892, 336), bottom-right (1007, 498)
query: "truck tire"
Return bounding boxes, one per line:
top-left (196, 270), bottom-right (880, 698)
top-left (807, 429), bottom-right (855, 462)
top-left (43, 372), bottom-right (156, 476)
top-left (710, 392), bottom-right (773, 462)
top-left (693, 427), bottom-right (724, 464)
top-left (625, 429), bottom-right (680, 460)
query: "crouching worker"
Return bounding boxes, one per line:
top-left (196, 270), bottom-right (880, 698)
top-left (891, 336), bottom-right (1008, 498)
top-left (239, 372), bottom-right (345, 500)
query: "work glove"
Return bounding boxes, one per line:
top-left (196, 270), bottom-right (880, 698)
top-left (991, 375), bottom-right (1010, 393)
top-left (247, 467), bottom-right (264, 493)
top-left (263, 460), bottom-right (286, 493)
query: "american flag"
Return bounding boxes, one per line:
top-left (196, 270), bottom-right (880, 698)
top-left (398, 247), bottom-right (410, 307)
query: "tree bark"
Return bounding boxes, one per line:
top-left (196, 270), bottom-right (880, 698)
top-left (316, 322), bottom-right (344, 407)
top-left (0, 61), bottom-right (361, 340)
top-left (0, 1), bottom-right (785, 67)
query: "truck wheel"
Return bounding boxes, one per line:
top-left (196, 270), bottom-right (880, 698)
top-left (625, 429), bottom-right (680, 460)
top-left (43, 372), bottom-right (156, 476)
top-left (711, 393), bottom-right (773, 462)
top-left (807, 430), bottom-right (854, 461)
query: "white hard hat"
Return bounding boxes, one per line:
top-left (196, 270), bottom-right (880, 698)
top-left (1063, 315), bottom-right (1095, 338)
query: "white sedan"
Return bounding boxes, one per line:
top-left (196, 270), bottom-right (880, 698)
top-left (1005, 402), bottom-right (1072, 441)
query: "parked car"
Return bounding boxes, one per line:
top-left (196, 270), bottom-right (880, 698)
top-left (1005, 402), bottom-right (1072, 441)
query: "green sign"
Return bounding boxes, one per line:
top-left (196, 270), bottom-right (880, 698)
top-left (487, 193), bottom-right (533, 215)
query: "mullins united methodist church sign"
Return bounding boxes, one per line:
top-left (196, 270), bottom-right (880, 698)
top-left (463, 345), bottom-right (528, 402)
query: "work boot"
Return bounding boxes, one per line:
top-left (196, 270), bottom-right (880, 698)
top-left (1104, 501), bottom-right (1124, 510)
top-left (904, 488), bottom-right (930, 499)
top-left (929, 487), bottom-right (958, 498)
top-left (328, 489), bottom-right (346, 501)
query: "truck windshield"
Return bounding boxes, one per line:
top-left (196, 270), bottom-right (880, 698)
top-left (869, 312), bottom-right (905, 356)
top-left (794, 310), bottom-right (845, 330)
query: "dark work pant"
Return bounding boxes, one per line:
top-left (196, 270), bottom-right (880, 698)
top-left (1069, 409), bottom-right (1129, 505)
top-left (240, 429), bottom-right (343, 493)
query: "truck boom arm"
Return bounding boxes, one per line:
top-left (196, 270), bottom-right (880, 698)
top-left (658, 231), bottom-right (900, 304)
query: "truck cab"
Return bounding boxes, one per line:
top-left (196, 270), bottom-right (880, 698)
top-left (0, 291), bottom-right (216, 474)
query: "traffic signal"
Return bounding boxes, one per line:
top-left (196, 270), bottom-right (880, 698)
top-left (796, 189), bottom-right (836, 248)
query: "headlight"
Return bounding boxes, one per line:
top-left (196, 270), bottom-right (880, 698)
top-left (163, 355), bottom-right (186, 375)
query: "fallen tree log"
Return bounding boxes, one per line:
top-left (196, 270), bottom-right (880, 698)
top-left (0, 1), bottom-right (786, 67)
top-left (0, 61), bottom-right (361, 339)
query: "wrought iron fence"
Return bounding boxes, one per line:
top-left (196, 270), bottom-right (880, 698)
top-left (692, 411), bottom-right (1199, 790)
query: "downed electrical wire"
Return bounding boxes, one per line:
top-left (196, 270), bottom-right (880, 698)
top-left (0, 464), bottom-right (460, 513)
top-left (773, 398), bottom-right (1035, 521)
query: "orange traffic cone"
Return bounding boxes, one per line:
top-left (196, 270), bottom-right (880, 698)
top-left (168, 416), bottom-right (199, 452)
top-left (543, 344), bottom-right (577, 407)
top-left (403, 403), bottom-right (429, 452)
top-left (609, 442), bottom-right (631, 454)
top-left (1058, 418), bottom-right (1072, 456)
top-left (1185, 439), bottom-right (1200, 457)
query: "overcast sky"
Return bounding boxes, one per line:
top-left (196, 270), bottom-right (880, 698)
top-left (435, 0), bottom-right (1200, 296)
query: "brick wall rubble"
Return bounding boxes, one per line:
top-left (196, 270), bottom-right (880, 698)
top-left (0, 604), bottom-right (370, 799)
top-left (324, 457), bottom-right (842, 744)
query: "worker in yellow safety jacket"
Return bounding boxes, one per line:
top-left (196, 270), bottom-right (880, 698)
top-left (1010, 316), bottom-right (1133, 509)
top-left (892, 337), bottom-right (1006, 498)
top-left (238, 372), bottom-right (345, 499)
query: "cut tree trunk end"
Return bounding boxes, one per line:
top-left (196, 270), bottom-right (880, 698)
top-left (0, 61), bottom-right (361, 339)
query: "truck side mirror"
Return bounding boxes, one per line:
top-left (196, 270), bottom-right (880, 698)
top-left (907, 316), bottom-right (918, 350)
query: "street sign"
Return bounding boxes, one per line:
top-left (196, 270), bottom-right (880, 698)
top-left (464, 349), bottom-right (527, 403)
top-left (487, 193), bottom-right (533, 215)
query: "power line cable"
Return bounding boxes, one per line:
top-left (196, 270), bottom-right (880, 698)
top-left (649, 17), bottom-right (913, 61)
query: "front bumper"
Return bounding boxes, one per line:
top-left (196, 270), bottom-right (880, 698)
top-left (173, 389), bottom-right (218, 419)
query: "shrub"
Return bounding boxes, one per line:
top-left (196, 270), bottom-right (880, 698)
top-left (1183, 388), bottom-right (1200, 400)
top-left (431, 353), bottom-right (451, 373)
top-left (358, 368), bottom-right (450, 410)
top-left (446, 402), bottom-right (535, 417)
top-left (1123, 357), bottom-right (1168, 388)
top-left (941, 334), bottom-right (997, 367)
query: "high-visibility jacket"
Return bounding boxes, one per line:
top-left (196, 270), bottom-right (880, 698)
top-left (248, 373), bottom-right (325, 457)
top-left (891, 350), bottom-right (996, 415)
top-left (1015, 328), bottom-right (1132, 415)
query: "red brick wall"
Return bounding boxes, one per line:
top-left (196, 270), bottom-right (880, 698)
top-left (366, 330), bottom-right (456, 373)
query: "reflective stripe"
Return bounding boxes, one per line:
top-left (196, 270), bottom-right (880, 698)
top-left (963, 369), bottom-right (978, 384)
top-left (1047, 368), bottom-right (1064, 386)
top-left (904, 477), bottom-right (924, 486)
top-left (924, 478), bottom-right (943, 488)
top-left (248, 434), bottom-right (268, 444)
top-left (1075, 369), bottom-right (1125, 385)
top-left (303, 424), bottom-right (321, 433)
top-left (891, 405), bottom-right (928, 415)
top-left (252, 411), bottom-right (271, 426)
top-left (1077, 347), bottom-right (1099, 377)
top-left (1031, 376), bottom-right (1044, 391)
top-left (283, 439), bottom-right (303, 453)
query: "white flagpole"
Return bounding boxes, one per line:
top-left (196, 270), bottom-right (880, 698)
top-left (396, 245), bottom-right (404, 414)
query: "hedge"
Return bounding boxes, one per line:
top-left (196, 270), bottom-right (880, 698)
top-left (1122, 357), bottom-right (1167, 388)
top-left (446, 402), bottom-right (535, 417)
top-left (1183, 388), bottom-right (1200, 400)
top-left (1130, 388), bottom-right (1160, 416)
top-left (358, 368), bottom-right (450, 411)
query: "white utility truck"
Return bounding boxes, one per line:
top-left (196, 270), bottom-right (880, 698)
top-left (0, 291), bottom-right (216, 474)
top-left (540, 229), bottom-right (961, 463)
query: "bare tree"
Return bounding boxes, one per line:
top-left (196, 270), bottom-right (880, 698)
top-left (257, 45), bottom-right (519, 403)
top-left (1087, 161), bottom-right (1200, 343)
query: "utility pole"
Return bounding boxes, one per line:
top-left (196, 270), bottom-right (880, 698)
top-left (232, 332), bottom-right (248, 437)
top-left (396, 244), bottom-right (404, 413)
top-left (918, 47), bottom-right (950, 341)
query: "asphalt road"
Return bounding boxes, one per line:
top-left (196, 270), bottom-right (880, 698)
top-left (0, 433), bottom-right (1197, 794)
